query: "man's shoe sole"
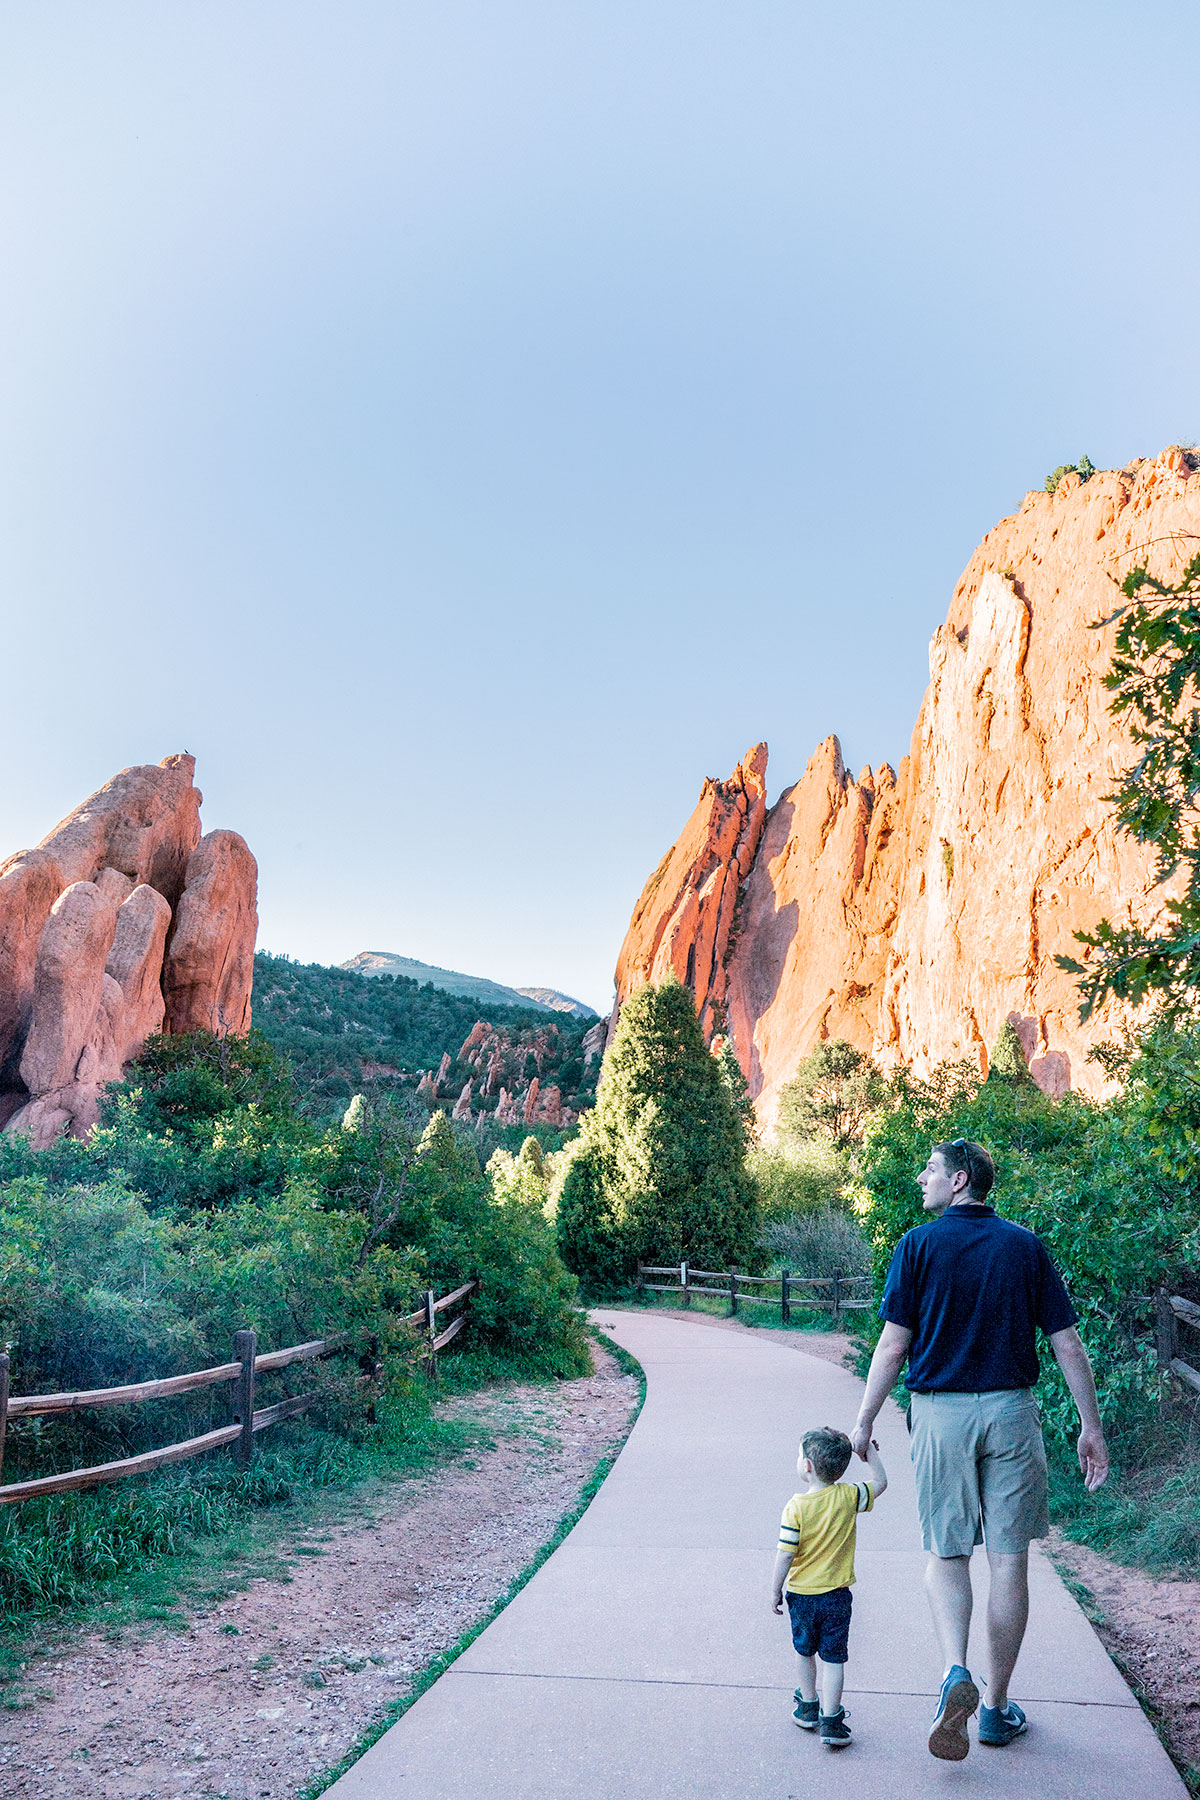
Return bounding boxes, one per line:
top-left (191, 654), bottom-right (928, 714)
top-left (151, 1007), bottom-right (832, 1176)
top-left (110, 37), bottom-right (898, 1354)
top-left (928, 1676), bottom-right (980, 1761)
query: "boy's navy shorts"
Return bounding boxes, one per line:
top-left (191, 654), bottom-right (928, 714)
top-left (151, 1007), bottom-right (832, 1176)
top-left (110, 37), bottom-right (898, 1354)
top-left (785, 1586), bottom-right (852, 1663)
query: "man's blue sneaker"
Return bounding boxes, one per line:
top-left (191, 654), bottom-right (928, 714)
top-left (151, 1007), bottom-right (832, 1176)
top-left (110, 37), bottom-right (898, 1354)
top-left (978, 1700), bottom-right (1027, 1746)
top-left (928, 1665), bottom-right (979, 1761)
top-left (792, 1696), bottom-right (819, 1730)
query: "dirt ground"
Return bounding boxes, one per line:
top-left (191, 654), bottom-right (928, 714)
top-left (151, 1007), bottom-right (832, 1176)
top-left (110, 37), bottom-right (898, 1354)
top-left (1048, 1528), bottom-right (1200, 1784)
top-left (0, 1344), bottom-right (640, 1800)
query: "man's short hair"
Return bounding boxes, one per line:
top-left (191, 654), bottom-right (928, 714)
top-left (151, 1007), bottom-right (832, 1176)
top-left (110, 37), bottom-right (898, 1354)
top-left (934, 1138), bottom-right (995, 1201)
top-left (802, 1426), bottom-right (853, 1483)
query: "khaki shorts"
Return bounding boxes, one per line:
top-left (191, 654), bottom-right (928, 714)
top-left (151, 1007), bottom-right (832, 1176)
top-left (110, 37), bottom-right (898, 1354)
top-left (910, 1388), bottom-right (1049, 1557)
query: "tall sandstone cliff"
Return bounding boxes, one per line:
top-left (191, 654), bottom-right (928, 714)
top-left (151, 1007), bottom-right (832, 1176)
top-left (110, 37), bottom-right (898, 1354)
top-left (613, 448), bottom-right (1200, 1130)
top-left (0, 755), bottom-right (258, 1147)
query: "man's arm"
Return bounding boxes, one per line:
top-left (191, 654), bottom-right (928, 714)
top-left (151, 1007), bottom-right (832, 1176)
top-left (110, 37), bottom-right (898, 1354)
top-left (1049, 1325), bottom-right (1109, 1492)
top-left (770, 1548), bottom-right (793, 1613)
top-left (850, 1322), bottom-right (912, 1460)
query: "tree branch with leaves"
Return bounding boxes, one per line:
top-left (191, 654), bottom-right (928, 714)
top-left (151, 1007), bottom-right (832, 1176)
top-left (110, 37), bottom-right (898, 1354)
top-left (1058, 550), bottom-right (1200, 1019)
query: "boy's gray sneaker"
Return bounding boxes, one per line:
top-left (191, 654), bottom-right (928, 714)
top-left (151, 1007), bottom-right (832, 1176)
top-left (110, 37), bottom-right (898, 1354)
top-left (819, 1706), bottom-right (852, 1748)
top-left (792, 1696), bottom-right (820, 1730)
top-left (928, 1665), bottom-right (979, 1761)
top-left (978, 1700), bottom-right (1027, 1746)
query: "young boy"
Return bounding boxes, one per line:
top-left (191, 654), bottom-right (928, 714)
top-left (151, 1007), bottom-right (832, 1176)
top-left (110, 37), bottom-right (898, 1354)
top-left (771, 1425), bottom-right (887, 1748)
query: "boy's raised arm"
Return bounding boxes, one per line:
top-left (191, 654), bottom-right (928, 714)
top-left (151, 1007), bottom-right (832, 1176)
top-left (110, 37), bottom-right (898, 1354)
top-left (865, 1439), bottom-right (888, 1497)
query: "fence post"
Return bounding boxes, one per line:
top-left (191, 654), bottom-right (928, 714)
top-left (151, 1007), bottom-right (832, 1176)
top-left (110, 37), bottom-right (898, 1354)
top-left (729, 1267), bottom-right (739, 1317)
top-left (1156, 1288), bottom-right (1177, 1376)
top-left (681, 1261), bottom-right (690, 1308)
top-left (232, 1329), bottom-right (256, 1470)
top-left (832, 1270), bottom-right (843, 1326)
top-left (635, 1261), bottom-right (645, 1295)
top-left (424, 1289), bottom-right (437, 1379)
top-left (362, 1332), bottom-right (381, 1424)
top-left (0, 1352), bottom-right (9, 1483)
top-left (781, 1270), bottom-right (791, 1326)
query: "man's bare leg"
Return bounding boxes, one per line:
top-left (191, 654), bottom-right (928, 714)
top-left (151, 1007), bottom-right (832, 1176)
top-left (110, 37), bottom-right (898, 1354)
top-left (925, 1553), bottom-right (973, 1671)
top-left (984, 1550), bottom-right (1029, 1711)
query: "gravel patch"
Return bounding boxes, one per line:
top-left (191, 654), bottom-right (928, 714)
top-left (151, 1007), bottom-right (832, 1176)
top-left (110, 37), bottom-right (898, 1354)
top-left (1048, 1527), bottom-right (1200, 1785)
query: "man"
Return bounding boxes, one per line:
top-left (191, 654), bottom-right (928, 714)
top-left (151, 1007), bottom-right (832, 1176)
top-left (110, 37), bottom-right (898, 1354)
top-left (849, 1137), bottom-right (1108, 1761)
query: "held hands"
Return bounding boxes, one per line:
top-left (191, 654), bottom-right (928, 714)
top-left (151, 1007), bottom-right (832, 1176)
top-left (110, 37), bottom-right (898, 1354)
top-left (849, 1421), bottom-right (873, 1461)
top-left (1078, 1424), bottom-right (1109, 1493)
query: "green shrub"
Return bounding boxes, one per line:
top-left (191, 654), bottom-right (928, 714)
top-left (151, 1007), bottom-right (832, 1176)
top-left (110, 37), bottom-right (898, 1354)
top-left (749, 1140), bottom-right (850, 1219)
top-left (761, 1208), bottom-right (871, 1279)
top-left (1045, 454), bottom-right (1097, 495)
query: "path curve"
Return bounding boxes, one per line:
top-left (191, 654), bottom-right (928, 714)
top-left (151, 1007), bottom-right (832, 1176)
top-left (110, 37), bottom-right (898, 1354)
top-left (325, 1312), bottom-right (1186, 1799)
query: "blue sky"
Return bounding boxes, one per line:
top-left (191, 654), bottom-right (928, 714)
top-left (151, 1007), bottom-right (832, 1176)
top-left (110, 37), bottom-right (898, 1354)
top-left (3, 3), bottom-right (1199, 1012)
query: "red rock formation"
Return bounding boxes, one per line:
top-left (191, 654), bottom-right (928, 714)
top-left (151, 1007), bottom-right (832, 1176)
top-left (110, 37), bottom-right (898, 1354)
top-left (0, 756), bottom-right (257, 1146)
top-left (613, 450), bottom-right (1200, 1129)
top-left (610, 743), bottom-right (768, 1044)
top-left (163, 831), bottom-right (258, 1036)
top-left (452, 1079), bottom-right (474, 1120)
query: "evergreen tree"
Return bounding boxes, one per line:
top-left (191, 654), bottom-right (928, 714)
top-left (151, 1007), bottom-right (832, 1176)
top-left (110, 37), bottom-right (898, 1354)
top-left (553, 980), bottom-right (759, 1291)
top-left (986, 1020), bottom-right (1037, 1088)
top-left (717, 1039), bottom-right (757, 1139)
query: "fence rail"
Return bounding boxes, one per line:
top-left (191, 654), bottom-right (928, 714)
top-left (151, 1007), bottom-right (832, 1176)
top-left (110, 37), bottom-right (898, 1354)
top-left (635, 1262), bottom-right (872, 1325)
top-left (1156, 1290), bottom-right (1200, 1395)
top-left (0, 1278), bottom-right (479, 1508)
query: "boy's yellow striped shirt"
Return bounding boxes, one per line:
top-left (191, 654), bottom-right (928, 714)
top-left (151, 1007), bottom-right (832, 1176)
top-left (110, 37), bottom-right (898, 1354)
top-left (779, 1481), bottom-right (875, 1594)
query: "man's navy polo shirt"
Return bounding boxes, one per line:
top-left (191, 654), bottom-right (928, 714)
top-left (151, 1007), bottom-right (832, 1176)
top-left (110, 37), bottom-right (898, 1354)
top-left (879, 1203), bottom-right (1078, 1392)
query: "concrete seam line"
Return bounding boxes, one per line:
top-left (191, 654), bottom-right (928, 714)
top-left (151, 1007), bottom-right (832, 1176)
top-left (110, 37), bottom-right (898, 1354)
top-left (449, 1670), bottom-right (1139, 1708)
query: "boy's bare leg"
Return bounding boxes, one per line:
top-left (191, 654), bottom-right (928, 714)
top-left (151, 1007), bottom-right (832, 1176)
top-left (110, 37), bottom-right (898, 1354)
top-left (925, 1554), bottom-right (973, 1670)
top-left (984, 1550), bottom-right (1029, 1710)
top-left (794, 1652), bottom-right (817, 1703)
top-left (819, 1658), bottom-right (844, 1714)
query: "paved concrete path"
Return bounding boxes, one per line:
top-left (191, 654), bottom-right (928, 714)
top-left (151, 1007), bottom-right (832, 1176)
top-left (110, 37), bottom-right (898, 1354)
top-left (326, 1312), bottom-right (1185, 1799)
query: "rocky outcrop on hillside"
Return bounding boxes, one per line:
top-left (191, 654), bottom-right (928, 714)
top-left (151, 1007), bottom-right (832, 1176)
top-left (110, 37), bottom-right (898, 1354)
top-left (613, 449), bottom-right (1200, 1129)
top-left (415, 1016), bottom-right (583, 1128)
top-left (0, 755), bottom-right (258, 1147)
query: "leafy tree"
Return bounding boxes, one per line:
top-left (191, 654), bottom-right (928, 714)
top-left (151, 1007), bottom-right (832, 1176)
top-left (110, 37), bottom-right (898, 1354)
top-left (1058, 554), bottom-right (1200, 1018)
top-left (777, 1039), bottom-right (888, 1150)
top-left (553, 980), bottom-right (759, 1291)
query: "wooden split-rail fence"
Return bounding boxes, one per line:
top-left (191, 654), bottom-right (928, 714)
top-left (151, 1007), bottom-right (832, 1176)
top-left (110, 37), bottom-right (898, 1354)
top-left (0, 1277), bottom-right (479, 1509)
top-left (636, 1262), bottom-right (872, 1325)
top-left (1156, 1289), bottom-right (1200, 1395)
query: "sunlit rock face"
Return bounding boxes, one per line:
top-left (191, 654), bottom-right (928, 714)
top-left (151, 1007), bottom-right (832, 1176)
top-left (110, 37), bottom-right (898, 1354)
top-left (0, 754), bottom-right (257, 1146)
top-left (614, 450), bottom-right (1200, 1129)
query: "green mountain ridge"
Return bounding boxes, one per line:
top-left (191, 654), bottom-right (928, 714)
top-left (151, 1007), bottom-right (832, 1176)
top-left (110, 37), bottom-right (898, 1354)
top-left (339, 950), bottom-right (597, 1019)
